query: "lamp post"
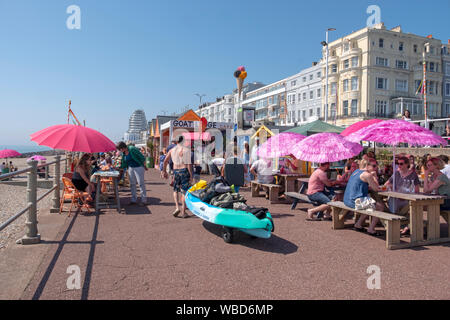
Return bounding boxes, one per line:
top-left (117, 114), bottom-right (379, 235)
top-left (195, 93), bottom-right (206, 106)
top-left (322, 28), bottom-right (336, 123)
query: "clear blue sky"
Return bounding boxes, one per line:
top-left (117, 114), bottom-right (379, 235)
top-left (1, 0), bottom-right (449, 145)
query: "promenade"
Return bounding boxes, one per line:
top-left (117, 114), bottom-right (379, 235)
top-left (2, 169), bottom-right (450, 300)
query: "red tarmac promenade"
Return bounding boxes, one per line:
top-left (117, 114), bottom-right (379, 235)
top-left (6, 169), bottom-right (450, 299)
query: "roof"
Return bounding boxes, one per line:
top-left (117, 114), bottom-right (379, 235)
top-left (177, 110), bottom-right (201, 122)
top-left (283, 120), bottom-right (344, 136)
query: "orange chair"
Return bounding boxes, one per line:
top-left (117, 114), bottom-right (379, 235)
top-left (60, 177), bottom-right (92, 216)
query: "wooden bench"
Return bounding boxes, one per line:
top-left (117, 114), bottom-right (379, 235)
top-left (328, 201), bottom-right (408, 250)
top-left (251, 181), bottom-right (281, 204)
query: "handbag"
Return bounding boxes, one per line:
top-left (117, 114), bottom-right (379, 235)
top-left (355, 196), bottom-right (376, 211)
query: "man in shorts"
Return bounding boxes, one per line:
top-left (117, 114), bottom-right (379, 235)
top-left (162, 136), bottom-right (193, 218)
top-left (306, 162), bottom-right (339, 221)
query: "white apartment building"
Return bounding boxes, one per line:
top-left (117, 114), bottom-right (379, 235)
top-left (285, 62), bottom-right (323, 125)
top-left (321, 23), bottom-right (444, 128)
top-left (241, 79), bottom-right (287, 126)
top-left (197, 94), bottom-right (235, 123)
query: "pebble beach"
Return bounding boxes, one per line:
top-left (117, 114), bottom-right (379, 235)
top-left (0, 156), bottom-right (61, 250)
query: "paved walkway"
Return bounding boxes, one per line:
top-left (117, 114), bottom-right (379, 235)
top-left (6, 169), bottom-right (450, 299)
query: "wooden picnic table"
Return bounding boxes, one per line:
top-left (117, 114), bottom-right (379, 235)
top-left (378, 191), bottom-right (449, 248)
top-left (273, 173), bottom-right (308, 192)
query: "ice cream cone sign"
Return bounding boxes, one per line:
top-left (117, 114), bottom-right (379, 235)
top-left (234, 66), bottom-right (247, 99)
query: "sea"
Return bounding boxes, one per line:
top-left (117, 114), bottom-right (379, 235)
top-left (0, 145), bottom-right (52, 154)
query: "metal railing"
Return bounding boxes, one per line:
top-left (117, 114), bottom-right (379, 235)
top-left (0, 155), bottom-right (65, 245)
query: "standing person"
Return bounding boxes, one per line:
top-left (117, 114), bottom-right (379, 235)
top-left (241, 142), bottom-right (251, 186)
top-left (305, 163), bottom-right (339, 221)
top-left (401, 110), bottom-right (412, 121)
top-left (159, 150), bottom-right (166, 172)
top-left (344, 159), bottom-right (384, 236)
top-left (161, 136), bottom-right (193, 218)
top-left (116, 141), bottom-right (148, 206)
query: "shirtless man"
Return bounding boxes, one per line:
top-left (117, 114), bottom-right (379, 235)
top-left (161, 135), bottom-right (193, 218)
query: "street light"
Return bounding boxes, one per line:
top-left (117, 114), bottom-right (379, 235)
top-left (322, 28), bottom-right (336, 122)
top-left (195, 93), bottom-right (206, 106)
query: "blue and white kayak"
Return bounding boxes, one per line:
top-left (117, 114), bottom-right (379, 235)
top-left (185, 187), bottom-right (274, 242)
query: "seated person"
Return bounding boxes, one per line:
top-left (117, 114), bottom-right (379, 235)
top-left (72, 154), bottom-right (95, 205)
top-left (306, 162), bottom-right (339, 221)
top-left (37, 161), bottom-right (46, 178)
top-left (384, 156), bottom-right (420, 235)
top-left (423, 157), bottom-right (450, 210)
top-left (344, 159), bottom-right (385, 236)
top-left (337, 161), bottom-right (359, 185)
top-left (250, 158), bottom-right (274, 199)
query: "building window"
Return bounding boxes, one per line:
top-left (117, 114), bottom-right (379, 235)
top-left (446, 63), bottom-right (450, 75)
top-left (395, 79), bottom-right (408, 92)
top-left (344, 42), bottom-right (350, 52)
top-left (331, 64), bottom-right (337, 73)
top-left (317, 107), bottom-right (321, 116)
top-left (396, 60), bottom-right (408, 69)
top-left (429, 62), bottom-right (436, 72)
top-left (414, 44), bottom-right (418, 53)
top-left (445, 82), bottom-right (450, 96)
top-left (310, 74), bottom-right (313, 80)
top-left (376, 57), bottom-right (389, 67)
top-left (298, 110), bottom-right (301, 121)
top-left (331, 82), bottom-right (337, 95)
top-left (351, 56), bottom-right (358, 67)
top-left (343, 79), bottom-right (349, 92)
top-left (303, 77), bottom-right (306, 82)
top-left (351, 100), bottom-right (358, 116)
top-left (399, 42), bottom-right (404, 51)
top-left (309, 109), bottom-right (313, 117)
top-left (375, 100), bottom-right (387, 116)
top-left (291, 80), bottom-right (296, 86)
top-left (376, 77), bottom-right (388, 90)
top-left (302, 110), bottom-right (306, 121)
top-left (331, 103), bottom-right (336, 119)
top-left (343, 59), bottom-right (349, 69)
top-left (310, 91), bottom-right (314, 99)
top-left (317, 88), bottom-right (321, 97)
top-left (379, 38), bottom-right (384, 48)
top-left (444, 103), bottom-right (450, 117)
top-left (351, 77), bottom-right (358, 91)
top-left (428, 81), bottom-right (436, 95)
top-left (343, 100), bottom-right (349, 116)
top-left (303, 92), bottom-right (306, 100)
top-left (317, 71), bottom-right (321, 78)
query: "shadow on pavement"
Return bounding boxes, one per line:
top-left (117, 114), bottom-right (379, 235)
top-left (202, 221), bottom-right (298, 255)
top-left (32, 212), bottom-right (102, 300)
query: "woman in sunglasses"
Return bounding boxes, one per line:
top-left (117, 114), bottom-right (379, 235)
top-left (384, 156), bottom-right (420, 235)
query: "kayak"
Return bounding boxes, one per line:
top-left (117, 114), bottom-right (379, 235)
top-left (185, 187), bottom-right (274, 243)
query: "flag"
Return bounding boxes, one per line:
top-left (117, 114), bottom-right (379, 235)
top-left (415, 80), bottom-right (424, 95)
top-left (426, 35), bottom-right (432, 39)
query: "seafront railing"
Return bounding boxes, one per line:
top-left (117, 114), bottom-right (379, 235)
top-left (0, 155), bottom-right (67, 245)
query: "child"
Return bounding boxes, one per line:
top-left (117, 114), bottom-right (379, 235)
top-left (159, 151), bottom-right (166, 172)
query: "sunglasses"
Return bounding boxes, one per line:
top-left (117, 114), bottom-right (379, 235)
top-left (398, 162), bottom-right (406, 165)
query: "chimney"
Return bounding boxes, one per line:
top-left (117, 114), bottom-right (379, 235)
top-left (312, 62), bottom-right (318, 66)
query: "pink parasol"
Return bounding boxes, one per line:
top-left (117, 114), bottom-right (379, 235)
top-left (340, 119), bottom-right (384, 137)
top-left (256, 132), bottom-right (306, 158)
top-left (28, 155), bottom-right (47, 161)
top-left (345, 119), bottom-right (447, 146)
top-left (30, 124), bottom-right (116, 153)
top-left (291, 132), bottom-right (363, 163)
top-left (0, 149), bottom-right (21, 158)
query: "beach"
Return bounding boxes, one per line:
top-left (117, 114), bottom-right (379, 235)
top-left (0, 156), bottom-right (61, 250)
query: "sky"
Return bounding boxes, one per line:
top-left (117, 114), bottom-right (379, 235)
top-left (0, 0), bottom-right (449, 146)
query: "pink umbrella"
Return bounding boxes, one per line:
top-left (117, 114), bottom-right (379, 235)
top-left (256, 132), bottom-right (306, 158)
top-left (291, 133), bottom-right (363, 163)
top-left (0, 149), bottom-right (21, 159)
top-left (30, 124), bottom-right (116, 153)
top-left (28, 155), bottom-right (47, 161)
top-left (345, 119), bottom-right (447, 146)
top-left (340, 119), bottom-right (384, 137)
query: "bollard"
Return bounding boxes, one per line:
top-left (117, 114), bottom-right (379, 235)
top-left (17, 160), bottom-right (41, 245)
top-left (50, 155), bottom-right (61, 213)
